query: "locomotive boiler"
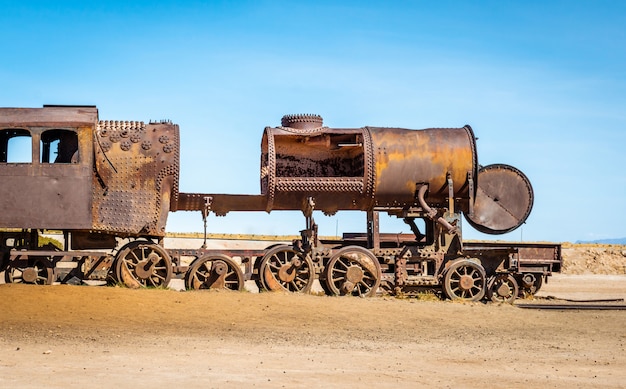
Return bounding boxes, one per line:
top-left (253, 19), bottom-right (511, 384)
top-left (0, 106), bottom-right (559, 302)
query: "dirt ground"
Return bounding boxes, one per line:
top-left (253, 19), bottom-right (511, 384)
top-left (0, 245), bottom-right (625, 388)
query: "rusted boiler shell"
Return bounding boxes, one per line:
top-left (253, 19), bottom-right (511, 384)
top-left (260, 115), bottom-right (478, 215)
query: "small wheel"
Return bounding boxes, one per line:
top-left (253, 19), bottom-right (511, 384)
top-left (443, 259), bottom-right (486, 301)
top-left (5, 257), bottom-right (54, 285)
top-left (486, 273), bottom-right (519, 303)
top-left (530, 273), bottom-right (543, 293)
top-left (185, 254), bottom-right (244, 291)
top-left (517, 273), bottom-right (543, 297)
top-left (114, 241), bottom-right (172, 288)
top-left (258, 246), bottom-right (314, 293)
top-left (324, 246), bottom-right (381, 297)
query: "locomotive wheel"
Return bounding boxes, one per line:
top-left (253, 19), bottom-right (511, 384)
top-left (517, 272), bottom-right (543, 297)
top-left (258, 245), bottom-right (314, 293)
top-left (114, 241), bottom-right (172, 288)
top-left (529, 273), bottom-right (543, 294)
top-left (5, 257), bottom-right (54, 285)
top-left (185, 254), bottom-right (244, 291)
top-left (324, 246), bottom-right (381, 297)
top-left (486, 273), bottom-right (519, 303)
top-left (443, 259), bottom-right (486, 301)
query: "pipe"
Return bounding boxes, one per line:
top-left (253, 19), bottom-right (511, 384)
top-left (417, 185), bottom-right (458, 235)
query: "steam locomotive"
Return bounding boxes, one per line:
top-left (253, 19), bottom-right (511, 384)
top-left (0, 105), bottom-right (560, 302)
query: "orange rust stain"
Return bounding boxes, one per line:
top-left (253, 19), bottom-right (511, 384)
top-left (373, 129), bottom-right (473, 195)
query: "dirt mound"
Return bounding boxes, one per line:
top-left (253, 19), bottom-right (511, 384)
top-left (562, 244), bottom-right (626, 274)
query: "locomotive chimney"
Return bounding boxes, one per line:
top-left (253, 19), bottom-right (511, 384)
top-left (281, 114), bottom-right (323, 130)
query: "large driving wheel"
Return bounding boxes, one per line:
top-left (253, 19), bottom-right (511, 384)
top-left (486, 273), bottom-right (519, 303)
top-left (443, 259), bottom-right (486, 301)
top-left (323, 246), bottom-right (381, 297)
top-left (5, 257), bottom-right (54, 285)
top-left (258, 246), bottom-right (314, 293)
top-left (185, 254), bottom-right (244, 291)
top-left (114, 241), bottom-right (172, 288)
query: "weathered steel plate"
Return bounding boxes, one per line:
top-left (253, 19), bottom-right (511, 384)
top-left (465, 164), bottom-right (533, 234)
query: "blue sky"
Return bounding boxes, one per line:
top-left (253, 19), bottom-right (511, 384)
top-left (1, 1), bottom-right (625, 242)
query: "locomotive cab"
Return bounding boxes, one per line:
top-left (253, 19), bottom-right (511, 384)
top-left (0, 106), bottom-right (96, 230)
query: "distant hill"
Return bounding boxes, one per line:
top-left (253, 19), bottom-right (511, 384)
top-left (575, 237), bottom-right (626, 245)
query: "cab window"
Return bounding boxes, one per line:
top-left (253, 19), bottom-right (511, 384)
top-left (41, 129), bottom-right (79, 163)
top-left (0, 129), bottom-right (32, 163)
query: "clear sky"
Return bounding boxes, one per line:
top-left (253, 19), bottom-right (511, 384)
top-left (1, 1), bottom-right (624, 243)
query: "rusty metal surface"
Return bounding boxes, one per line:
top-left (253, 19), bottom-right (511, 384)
top-left (93, 119), bottom-right (179, 236)
top-left (261, 119), bottom-right (370, 214)
top-left (0, 107), bottom-right (96, 229)
top-left (0, 105), bottom-right (98, 127)
top-left (262, 117), bottom-right (477, 215)
top-left (464, 241), bottom-right (562, 273)
top-left (465, 164), bottom-right (534, 234)
top-left (368, 125), bottom-right (477, 210)
top-left (176, 193), bottom-right (267, 215)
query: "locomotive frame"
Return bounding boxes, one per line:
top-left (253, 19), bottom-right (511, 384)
top-left (0, 105), bottom-right (561, 302)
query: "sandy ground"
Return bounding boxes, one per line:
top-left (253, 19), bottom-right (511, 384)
top-left (0, 272), bottom-right (625, 389)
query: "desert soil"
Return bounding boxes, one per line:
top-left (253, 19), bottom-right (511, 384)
top-left (0, 244), bottom-right (625, 388)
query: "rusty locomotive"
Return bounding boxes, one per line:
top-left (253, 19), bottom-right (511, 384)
top-left (0, 105), bottom-right (560, 302)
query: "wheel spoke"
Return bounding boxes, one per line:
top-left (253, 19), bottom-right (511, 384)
top-left (337, 258), bottom-right (350, 270)
top-left (269, 262), bottom-right (281, 271)
top-left (277, 253), bottom-right (289, 265)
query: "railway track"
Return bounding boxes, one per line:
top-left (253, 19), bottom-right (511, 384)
top-left (516, 297), bottom-right (626, 310)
